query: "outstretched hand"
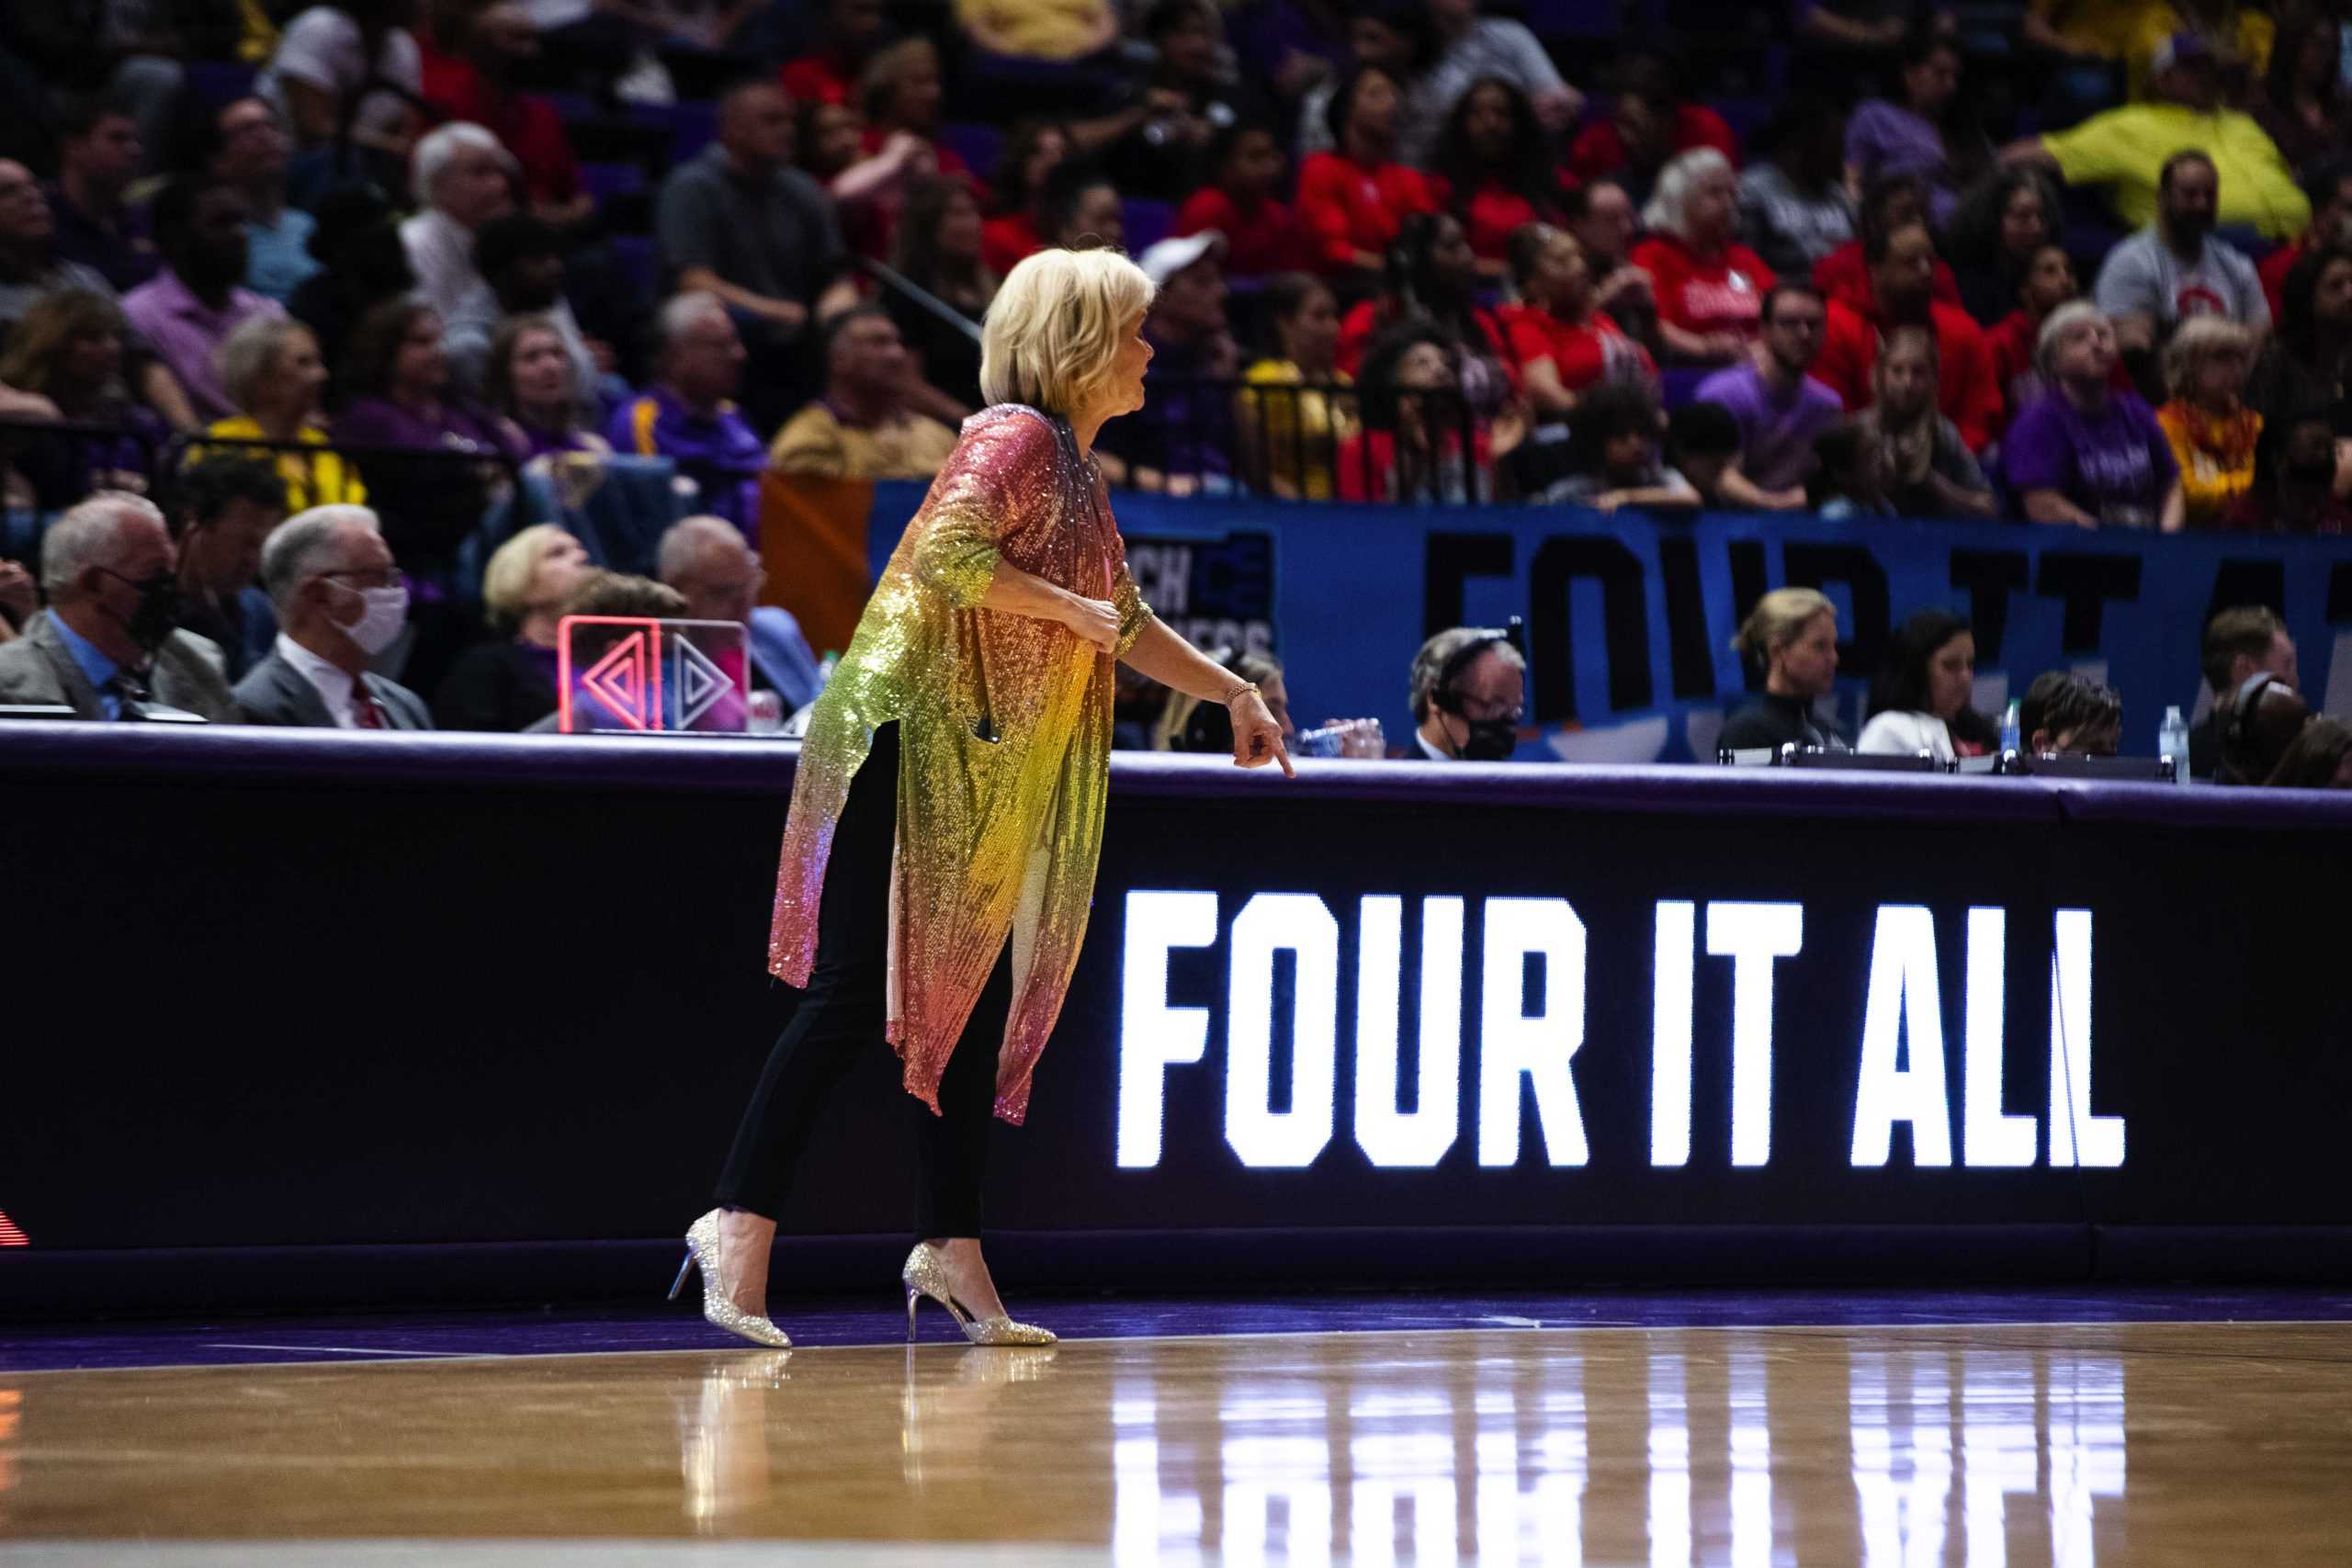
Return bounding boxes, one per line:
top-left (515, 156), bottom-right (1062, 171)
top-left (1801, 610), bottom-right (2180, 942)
top-left (1229, 692), bottom-right (1295, 778)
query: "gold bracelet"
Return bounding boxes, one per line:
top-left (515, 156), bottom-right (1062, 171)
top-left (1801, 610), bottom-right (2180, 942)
top-left (1221, 682), bottom-right (1260, 705)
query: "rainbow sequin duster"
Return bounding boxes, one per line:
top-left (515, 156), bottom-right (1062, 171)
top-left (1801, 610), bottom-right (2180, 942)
top-left (766, 405), bottom-right (1153, 1123)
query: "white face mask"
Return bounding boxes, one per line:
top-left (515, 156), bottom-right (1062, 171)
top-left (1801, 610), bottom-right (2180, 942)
top-left (331, 580), bottom-right (410, 657)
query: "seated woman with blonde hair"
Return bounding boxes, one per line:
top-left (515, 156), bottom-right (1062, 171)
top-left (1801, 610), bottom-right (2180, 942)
top-left (2155, 315), bottom-right (2262, 528)
top-left (429, 522), bottom-right (594, 731)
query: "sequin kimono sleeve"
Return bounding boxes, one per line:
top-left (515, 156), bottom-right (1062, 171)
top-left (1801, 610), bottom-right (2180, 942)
top-left (1111, 556), bottom-right (1153, 658)
top-left (767, 405), bottom-right (1139, 1123)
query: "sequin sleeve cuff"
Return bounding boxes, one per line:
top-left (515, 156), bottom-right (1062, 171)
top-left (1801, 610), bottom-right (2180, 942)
top-left (1111, 561), bottom-right (1152, 659)
top-left (1113, 600), bottom-right (1153, 659)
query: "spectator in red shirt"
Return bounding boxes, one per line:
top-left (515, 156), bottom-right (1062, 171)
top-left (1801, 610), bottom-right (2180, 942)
top-left (1502, 223), bottom-right (1657, 418)
top-left (796, 96), bottom-right (940, 260)
top-left (2259, 158), bottom-right (2352, 325)
top-left (1296, 64), bottom-right (1440, 288)
top-left (1431, 77), bottom-right (1567, 282)
top-left (1564, 176), bottom-right (1661, 353)
top-left (1174, 123), bottom-right (1308, 277)
top-left (1337, 320), bottom-right (1515, 503)
top-left (1335, 212), bottom-right (1517, 414)
top-left (1566, 53), bottom-right (1740, 211)
top-left (779, 0), bottom-right (890, 108)
top-left (980, 119), bottom-right (1071, 276)
top-left (858, 37), bottom-right (968, 182)
top-left (419, 3), bottom-right (588, 227)
top-left (1812, 175), bottom-right (1962, 315)
top-left (1811, 218), bottom-right (2005, 452)
top-left (853, 37), bottom-right (969, 261)
top-left (1629, 148), bottom-right (1778, 365)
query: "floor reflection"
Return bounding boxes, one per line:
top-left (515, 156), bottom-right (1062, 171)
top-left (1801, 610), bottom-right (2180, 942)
top-left (1095, 1333), bottom-right (2127, 1566)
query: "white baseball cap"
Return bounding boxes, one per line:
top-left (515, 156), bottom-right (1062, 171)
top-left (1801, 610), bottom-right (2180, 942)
top-left (1136, 230), bottom-right (1227, 288)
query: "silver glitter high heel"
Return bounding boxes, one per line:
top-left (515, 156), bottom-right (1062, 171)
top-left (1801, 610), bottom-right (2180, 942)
top-left (671, 1210), bottom-right (793, 1348)
top-left (901, 1241), bottom-right (1057, 1346)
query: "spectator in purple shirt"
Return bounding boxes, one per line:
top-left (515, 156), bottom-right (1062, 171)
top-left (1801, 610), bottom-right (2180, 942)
top-left (607, 291), bottom-right (766, 533)
top-left (2004, 301), bottom-right (2186, 530)
top-left (336, 297), bottom-right (526, 459)
top-left (1694, 282), bottom-right (1844, 510)
top-left (336, 296), bottom-right (528, 577)
top-left (1845, 27), bottom-right (1985, 230)
top-left (488, 314), bottom-right (612, 460)
top-left (120, 176), bottom-right (284, 423)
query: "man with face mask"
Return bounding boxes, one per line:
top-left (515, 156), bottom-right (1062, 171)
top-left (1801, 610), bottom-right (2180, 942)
top-left (2094, 151), bottom-right (2270, 364)
top-left (1408, 625), bottom-right (1526, 761)
top-left (232, 505), bottom-right (432, 729)
top-left (0, 491), bottom-right (236, 720)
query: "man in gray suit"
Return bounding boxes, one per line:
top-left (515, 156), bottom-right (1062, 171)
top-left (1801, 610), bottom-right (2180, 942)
top-left (232, 505), bottom-right (433, 729)
top-left (0, 491), bottom-right (237, 720)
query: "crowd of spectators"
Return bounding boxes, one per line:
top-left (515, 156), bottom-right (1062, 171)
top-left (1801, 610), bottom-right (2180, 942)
top-left (3, 1), bottom-right (2352, 753)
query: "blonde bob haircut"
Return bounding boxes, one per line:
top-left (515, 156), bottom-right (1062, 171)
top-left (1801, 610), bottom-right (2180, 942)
top-left (481, 523), bottom-right (575, 628)
top-left (1732, 586), bottom-right (1837, 666)
top-left (2162, 314), bottom-right (2256, 401)
top-left (979, 248), bottom-right (1157, 417)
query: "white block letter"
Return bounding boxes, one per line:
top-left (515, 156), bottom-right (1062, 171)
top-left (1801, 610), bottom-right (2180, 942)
top-left (1851, 905), bottom-right (1953, 1168)
top-left (1479, 897), bottom-right (1588, 1167)
top-left (1652, 901), bottom-right (1694, 1168)
top-left (1964, 907), bottom-right (2037, 1167)
top-left (2047, 909), bottom-right (2122, 1168)
top-left (1708, 901), bottom-right (1803, 1168)
top-left (1354, 896), bottom-right (1463, 1168)
top-left (1118, 891), bottom-right (1219, 1168)
top-left (1226, 893), bottom-right (1339, 1168)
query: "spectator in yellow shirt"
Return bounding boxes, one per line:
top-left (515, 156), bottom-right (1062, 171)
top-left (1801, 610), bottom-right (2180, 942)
top-left (956, 0), bottom-right (1116, 61)
top-left (2004, 30), bottom-right (2310, 240)
top-left (1238, 273), bottom-right (1357, 500)
top-left (203, 313), bottom-right (365, 515)
top-left (2026, 1), bottom-right (2272, 102)
top-left (768, 307), bottom-right (960, 480)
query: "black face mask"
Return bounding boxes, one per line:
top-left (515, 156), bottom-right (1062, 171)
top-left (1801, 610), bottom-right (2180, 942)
top-left (1453, 716), bottom-right (1519, 760)
top-left (97, 567), bottom-right (183, 652)
top-left (1438, 688), bottom-right (1519, 760)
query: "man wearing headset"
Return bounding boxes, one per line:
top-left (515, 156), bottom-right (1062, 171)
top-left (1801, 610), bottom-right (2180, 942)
top-left (1408, 624), bottom-right (1526, 761)
top-left (2191, 605), bottom-right (2299, 781)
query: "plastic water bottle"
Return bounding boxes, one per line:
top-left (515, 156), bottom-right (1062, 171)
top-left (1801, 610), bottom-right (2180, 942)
top-left (2000, 698), bottom-right (2021, 755)
top-left (1295, 726), bottom-right (1346, 758)
top-left (2158, 705), bottom-right (2190, 784)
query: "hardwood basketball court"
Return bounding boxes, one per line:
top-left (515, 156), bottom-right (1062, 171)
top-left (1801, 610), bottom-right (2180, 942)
top-left (4, 1300), bottom-right (2348, 1563)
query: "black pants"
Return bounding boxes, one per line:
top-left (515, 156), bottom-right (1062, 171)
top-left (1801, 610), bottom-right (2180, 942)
top-left (713, 724), bottom-right (1007, 1237)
